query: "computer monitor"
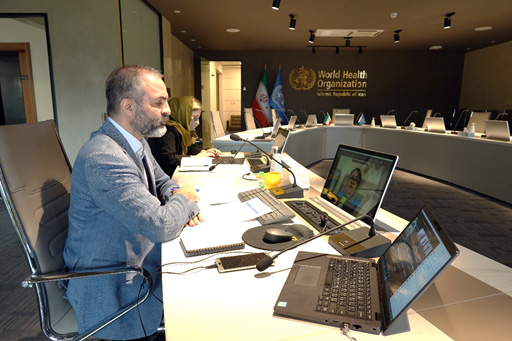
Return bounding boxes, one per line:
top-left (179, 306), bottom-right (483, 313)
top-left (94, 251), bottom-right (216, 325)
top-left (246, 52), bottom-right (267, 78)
top-left (380, 115), bottom-right (398, 128)
top-left (287, 116), bottom-right (297, 130)
top-left (321, 144), bottom-right (398, 219)
top-left (485, 120), bottom-right (511, 141)
top-left (304, 114), bottom-right (317, 127)
top-left (334, 114), bottom-right (354, 126)
top-left (424, 117), bottom-right (446, 133)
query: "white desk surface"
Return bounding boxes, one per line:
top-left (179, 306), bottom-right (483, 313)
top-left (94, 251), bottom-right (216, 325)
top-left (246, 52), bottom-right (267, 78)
top-left (162, 154), bottom-right (512, 341)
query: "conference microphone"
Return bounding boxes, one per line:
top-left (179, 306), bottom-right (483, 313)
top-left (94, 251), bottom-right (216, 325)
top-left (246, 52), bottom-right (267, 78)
top-left (298, 110), bottom-right (309, 125)
top-left (256, 215), bottom-right (376, 272)
top-left (208, 139), bottom-right (248, 172)
top-left (401, 110), bottom-right (418, 128)
top-left (247, 109), bottom-right (270, 138)
top-left (229, 133), bottom-right (303, 199)
top-left (386, 109), bottom-right (395, 115)
top-left (450, 109), bottom-right (470, 133)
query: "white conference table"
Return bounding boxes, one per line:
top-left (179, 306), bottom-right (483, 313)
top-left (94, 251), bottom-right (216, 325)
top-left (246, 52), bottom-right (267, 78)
top-left (162, 155), bottom-right (512, 341)
top-left (213, 124), bottom-right (512, 205)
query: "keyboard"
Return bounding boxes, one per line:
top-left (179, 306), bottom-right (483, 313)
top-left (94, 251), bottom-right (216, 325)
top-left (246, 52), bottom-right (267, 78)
top-left (285, 200), bottom-right (348, 234)
top-left (238, 188), bottom-right (295, 225)
top-left (212, 155), bottom-right (233, 164)
top-left (317, 257), bottom-right (373, 320)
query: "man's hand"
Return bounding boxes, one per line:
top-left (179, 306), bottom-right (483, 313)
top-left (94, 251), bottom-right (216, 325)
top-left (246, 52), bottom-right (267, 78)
top-left (173, 184), bottom-right (199, 203)
top-left (186, 213), bottom-right (204, 227)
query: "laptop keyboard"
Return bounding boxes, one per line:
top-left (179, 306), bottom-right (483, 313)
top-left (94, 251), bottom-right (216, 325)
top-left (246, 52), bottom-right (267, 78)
top-left (317, 257), bottom-right (373, 320)
top-left (212, 155), bottom-right (233, 164)
top-left (285, 200), bottom-right (347, 234)
top-left (238, 188), bottom-right (295, 225)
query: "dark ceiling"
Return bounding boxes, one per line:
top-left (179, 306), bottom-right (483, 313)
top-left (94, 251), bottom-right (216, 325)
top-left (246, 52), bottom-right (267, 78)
top-left (146, 0), bottom-right (512, 53)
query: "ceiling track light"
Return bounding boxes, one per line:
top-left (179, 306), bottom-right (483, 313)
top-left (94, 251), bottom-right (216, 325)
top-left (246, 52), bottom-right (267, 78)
top-left (272, 0), bottom-right (280, 10)
top-left (289, 14), bottom-right (296, 30)
top-left (308, 30), bottom-right (316, 43)
top-left (394, 29), bottom-right (402, 43)
top-left (307, 45), bottom-right (365, 55)
top-left (444, 12), bottom-right (455, 29)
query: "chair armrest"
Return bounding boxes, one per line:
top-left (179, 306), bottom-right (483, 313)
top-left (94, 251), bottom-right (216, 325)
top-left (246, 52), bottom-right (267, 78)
top-left (22, 265), bottom-right (146, 287)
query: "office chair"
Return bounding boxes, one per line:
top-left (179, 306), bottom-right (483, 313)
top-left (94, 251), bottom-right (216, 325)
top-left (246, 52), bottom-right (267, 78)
top-left (210, 110), bottom-right (226, 138)
top-left (244, 108), bottom-right (257, 130)
top-left (0, 120), bottom-right (152, 341)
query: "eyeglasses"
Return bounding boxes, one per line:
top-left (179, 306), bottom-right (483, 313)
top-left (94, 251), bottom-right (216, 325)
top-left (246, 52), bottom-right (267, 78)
top-left (349, 175), bottom-right (361, 183)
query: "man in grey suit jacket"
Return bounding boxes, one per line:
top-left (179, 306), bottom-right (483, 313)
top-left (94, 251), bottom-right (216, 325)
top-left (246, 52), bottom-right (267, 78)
top-left (63, 65), bottom-right (202, 340)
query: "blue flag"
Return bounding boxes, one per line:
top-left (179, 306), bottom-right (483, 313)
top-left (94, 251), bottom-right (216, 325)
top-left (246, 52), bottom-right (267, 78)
top-left (358, 113), bottom-right (367, 125)
top-left (270, 68), bottom-right (288, 124)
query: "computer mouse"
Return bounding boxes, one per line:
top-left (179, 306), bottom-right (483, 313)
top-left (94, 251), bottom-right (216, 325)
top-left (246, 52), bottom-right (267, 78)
top-left (263, 228), bottom-right (294, 243)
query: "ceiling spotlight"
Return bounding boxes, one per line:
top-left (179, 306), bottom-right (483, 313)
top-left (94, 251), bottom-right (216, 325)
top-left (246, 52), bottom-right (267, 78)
top-left (289, 14), bottom-right (296, 30)
top-left (444, 12), bottom-right (455, 29)
top-left (394, 30), bottom-right (402, 43)
top-left (336, 46), bottom-right (339, 54)
top-left (308, 30), bottom-right (316, 43)
top-left (272, 0), bottom-right (280, 10)
top-left (359, 47), bottom-right (363, 54)
top-left (312, 47), bottom-right (316, 54)
top-left (345, 37), bottom-right (352, 47)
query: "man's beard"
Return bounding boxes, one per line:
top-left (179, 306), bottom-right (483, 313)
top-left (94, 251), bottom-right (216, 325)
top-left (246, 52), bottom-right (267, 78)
top-left (132, 106), bottom-right (167, 138)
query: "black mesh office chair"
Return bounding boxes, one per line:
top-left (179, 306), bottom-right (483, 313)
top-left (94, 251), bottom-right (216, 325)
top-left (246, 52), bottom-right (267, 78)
top-left (0, 120), bottom-right (152, 341)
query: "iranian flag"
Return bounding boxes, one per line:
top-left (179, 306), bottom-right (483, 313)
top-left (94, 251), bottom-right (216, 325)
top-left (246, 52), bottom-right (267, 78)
top-left (251, 67), bottom-right (272, 127)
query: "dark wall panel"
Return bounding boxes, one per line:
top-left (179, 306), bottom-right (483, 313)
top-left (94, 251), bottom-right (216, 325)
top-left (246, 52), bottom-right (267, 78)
top-left (199, 49), bottom-right (464, 127)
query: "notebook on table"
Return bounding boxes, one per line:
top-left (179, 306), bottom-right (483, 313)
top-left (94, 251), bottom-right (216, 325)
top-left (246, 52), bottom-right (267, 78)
top-left (380, 115), bottom-right (398, 128)
top-left (485, 120), bottom-right (511, 141)
top-left (273, 205), bottom-right (459, 335)
top-left (286, 144), bottom-right (398, 233)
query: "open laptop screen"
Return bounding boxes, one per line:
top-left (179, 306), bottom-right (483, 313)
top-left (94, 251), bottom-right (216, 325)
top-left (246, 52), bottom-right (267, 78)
top-left (321, 144), bottom-right (398, 219)
top-left (379, 206), bottom-right (459, 328)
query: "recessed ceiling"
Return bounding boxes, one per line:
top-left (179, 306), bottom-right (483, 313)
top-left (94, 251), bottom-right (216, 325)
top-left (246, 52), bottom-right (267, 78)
top-left (146, 0), bottom-right (512, 52)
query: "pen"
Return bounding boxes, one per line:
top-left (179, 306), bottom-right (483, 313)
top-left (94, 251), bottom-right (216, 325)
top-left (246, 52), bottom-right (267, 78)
top-left (171, 186), bottom-right (200, 192)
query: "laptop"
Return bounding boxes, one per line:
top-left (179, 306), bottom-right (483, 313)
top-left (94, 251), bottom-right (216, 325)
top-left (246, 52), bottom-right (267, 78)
top-left (334, 114), bottom-right (354, 126)
top-left (274, 205), bottom-right (459, 335)
top-left (253, 118), bottom-right (282, 140)
top-left (287, 115), bottom-right (298, 130)
top-left (380, 115), bottom-right (398, 128)
top-left (485, 120), bottom-right (511, 141)
top-left (424, 117), bottom-right (446, 133)
top-left (304, 114), bottom-right (317, 128)
top-left (246, 127), bottom-right (290, 172)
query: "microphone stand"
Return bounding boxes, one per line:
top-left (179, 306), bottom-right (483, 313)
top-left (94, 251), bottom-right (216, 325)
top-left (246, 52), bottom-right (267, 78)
top-left (208, 140), bottom-right (247, 172)
top-left (386, 109), bottom-right (395, 115)
top-left (230, 133), bottom-right (303, 199)
top-left (401, 110), bottom-right (417, 128)
top-left (299, 110), bottom-right (309, 126)
top-left (248, 109), bottom-right (270, 139)
top-left (256, 215), bottom-right (374, 271)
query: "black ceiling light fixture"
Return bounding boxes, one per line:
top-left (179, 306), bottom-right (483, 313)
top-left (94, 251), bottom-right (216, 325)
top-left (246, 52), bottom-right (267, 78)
top-left (272, 0), bottom-right (280, 10)
top-left (307, 44), bottom-right (366, 54)
top-left (394, 29), bottom-right (402, 43)
top-left (289, 14), bottom-right (296, 30)
top-left (444, 12), bottom-right (455, 29)
top-left (308, 30), bottom-right (316, 43)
